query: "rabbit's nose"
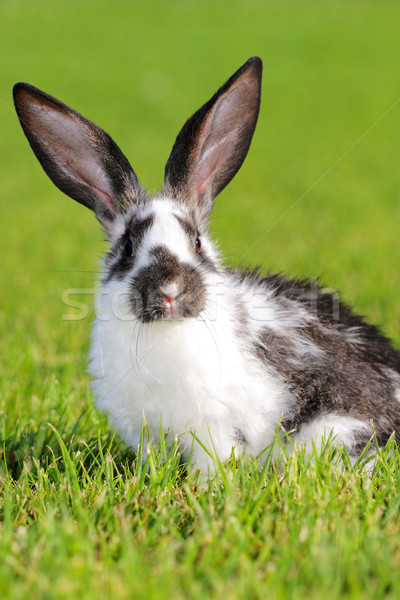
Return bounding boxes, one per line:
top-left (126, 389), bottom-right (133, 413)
top-left (162, 294), bottom-right (175, 305)
top-left (159, 280), bottom-right (183, 302)
top-left (160, 280), bottom-right (184, 317)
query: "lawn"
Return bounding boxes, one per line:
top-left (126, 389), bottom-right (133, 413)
top-left (1, 1), bottom-right (400, 598)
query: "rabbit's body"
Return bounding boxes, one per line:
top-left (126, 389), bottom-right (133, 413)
top-left (14, 57), bottom-right (400, 473)
top-left (91, 194), bottom-right (400, 470)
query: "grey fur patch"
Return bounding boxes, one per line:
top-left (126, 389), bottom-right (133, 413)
top-left (238, 271), bottom-right (400, 446)
top-left (233, 428), bottom-right (247, 446)
top-left (103, 215), bottom-right (154, 282)
top-left (174, 214), bottom-right (197, 239)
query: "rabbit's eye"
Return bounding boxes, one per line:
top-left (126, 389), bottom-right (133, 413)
top-left (124, 237), bottom-right (133, 257)
top-left (195, 236), bottom-right (201, 253)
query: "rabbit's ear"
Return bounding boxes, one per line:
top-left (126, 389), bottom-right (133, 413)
top-left (13, 83), bottom-right (141, 232)
top-left (163, 56), bottom-right (262, 220)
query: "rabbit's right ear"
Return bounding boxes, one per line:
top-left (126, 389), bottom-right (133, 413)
top-left (13, 83), bottom-right (141, 233)
top-left (163, 56), bottom-right (262, 222)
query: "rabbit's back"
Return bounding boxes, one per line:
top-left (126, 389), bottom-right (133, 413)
top-left (237, 270), bottom-right (400, 448)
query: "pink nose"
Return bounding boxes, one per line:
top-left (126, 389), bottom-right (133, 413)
top-left (160, 281), bottom-right (183, 306)
top-left (163, 294), bottom-right (175, 305)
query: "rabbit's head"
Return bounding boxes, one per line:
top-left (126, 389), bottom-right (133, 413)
top-left (13, 57), bottom-right (262, 322)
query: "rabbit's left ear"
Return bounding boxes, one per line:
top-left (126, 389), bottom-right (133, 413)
top-left (13, 83), bottom-right (141, 232)
top-left (163, 56), bottom-right (262, 220)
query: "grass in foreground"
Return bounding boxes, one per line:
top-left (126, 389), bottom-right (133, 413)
top-left (2, 418), bottom-right (400, 600)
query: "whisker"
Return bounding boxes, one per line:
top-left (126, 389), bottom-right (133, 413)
top-left (130, 317), bottom-right (153, 393)
top-left (198, 311), bottom-right (223, 398)
top-left (139, 318), bottom-right (167, 390)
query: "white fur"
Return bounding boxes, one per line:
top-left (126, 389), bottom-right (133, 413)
top-left (293, 414), bottom-right (372, 455)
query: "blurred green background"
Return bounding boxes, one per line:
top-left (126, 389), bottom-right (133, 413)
top-left (1, 0), bottom-right (400, 433)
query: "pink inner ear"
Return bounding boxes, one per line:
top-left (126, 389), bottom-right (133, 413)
top-left (193, 80), bottom-right (256, 200)
top-left (194, 132), bottom-right (235, 198)
top-left (24, 98), bottom-right (115, 213)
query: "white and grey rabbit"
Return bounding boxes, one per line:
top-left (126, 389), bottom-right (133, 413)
top-left (14, 56), bottom-right (400, 474)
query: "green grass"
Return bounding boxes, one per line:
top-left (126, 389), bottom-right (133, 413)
top-left (3, 428), bottom-right (400, 600)
top-left (1, 0), bottom-right (400, 598)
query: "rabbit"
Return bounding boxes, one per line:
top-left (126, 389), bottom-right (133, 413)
top-left (13, 56), bottom-right (400, 474)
